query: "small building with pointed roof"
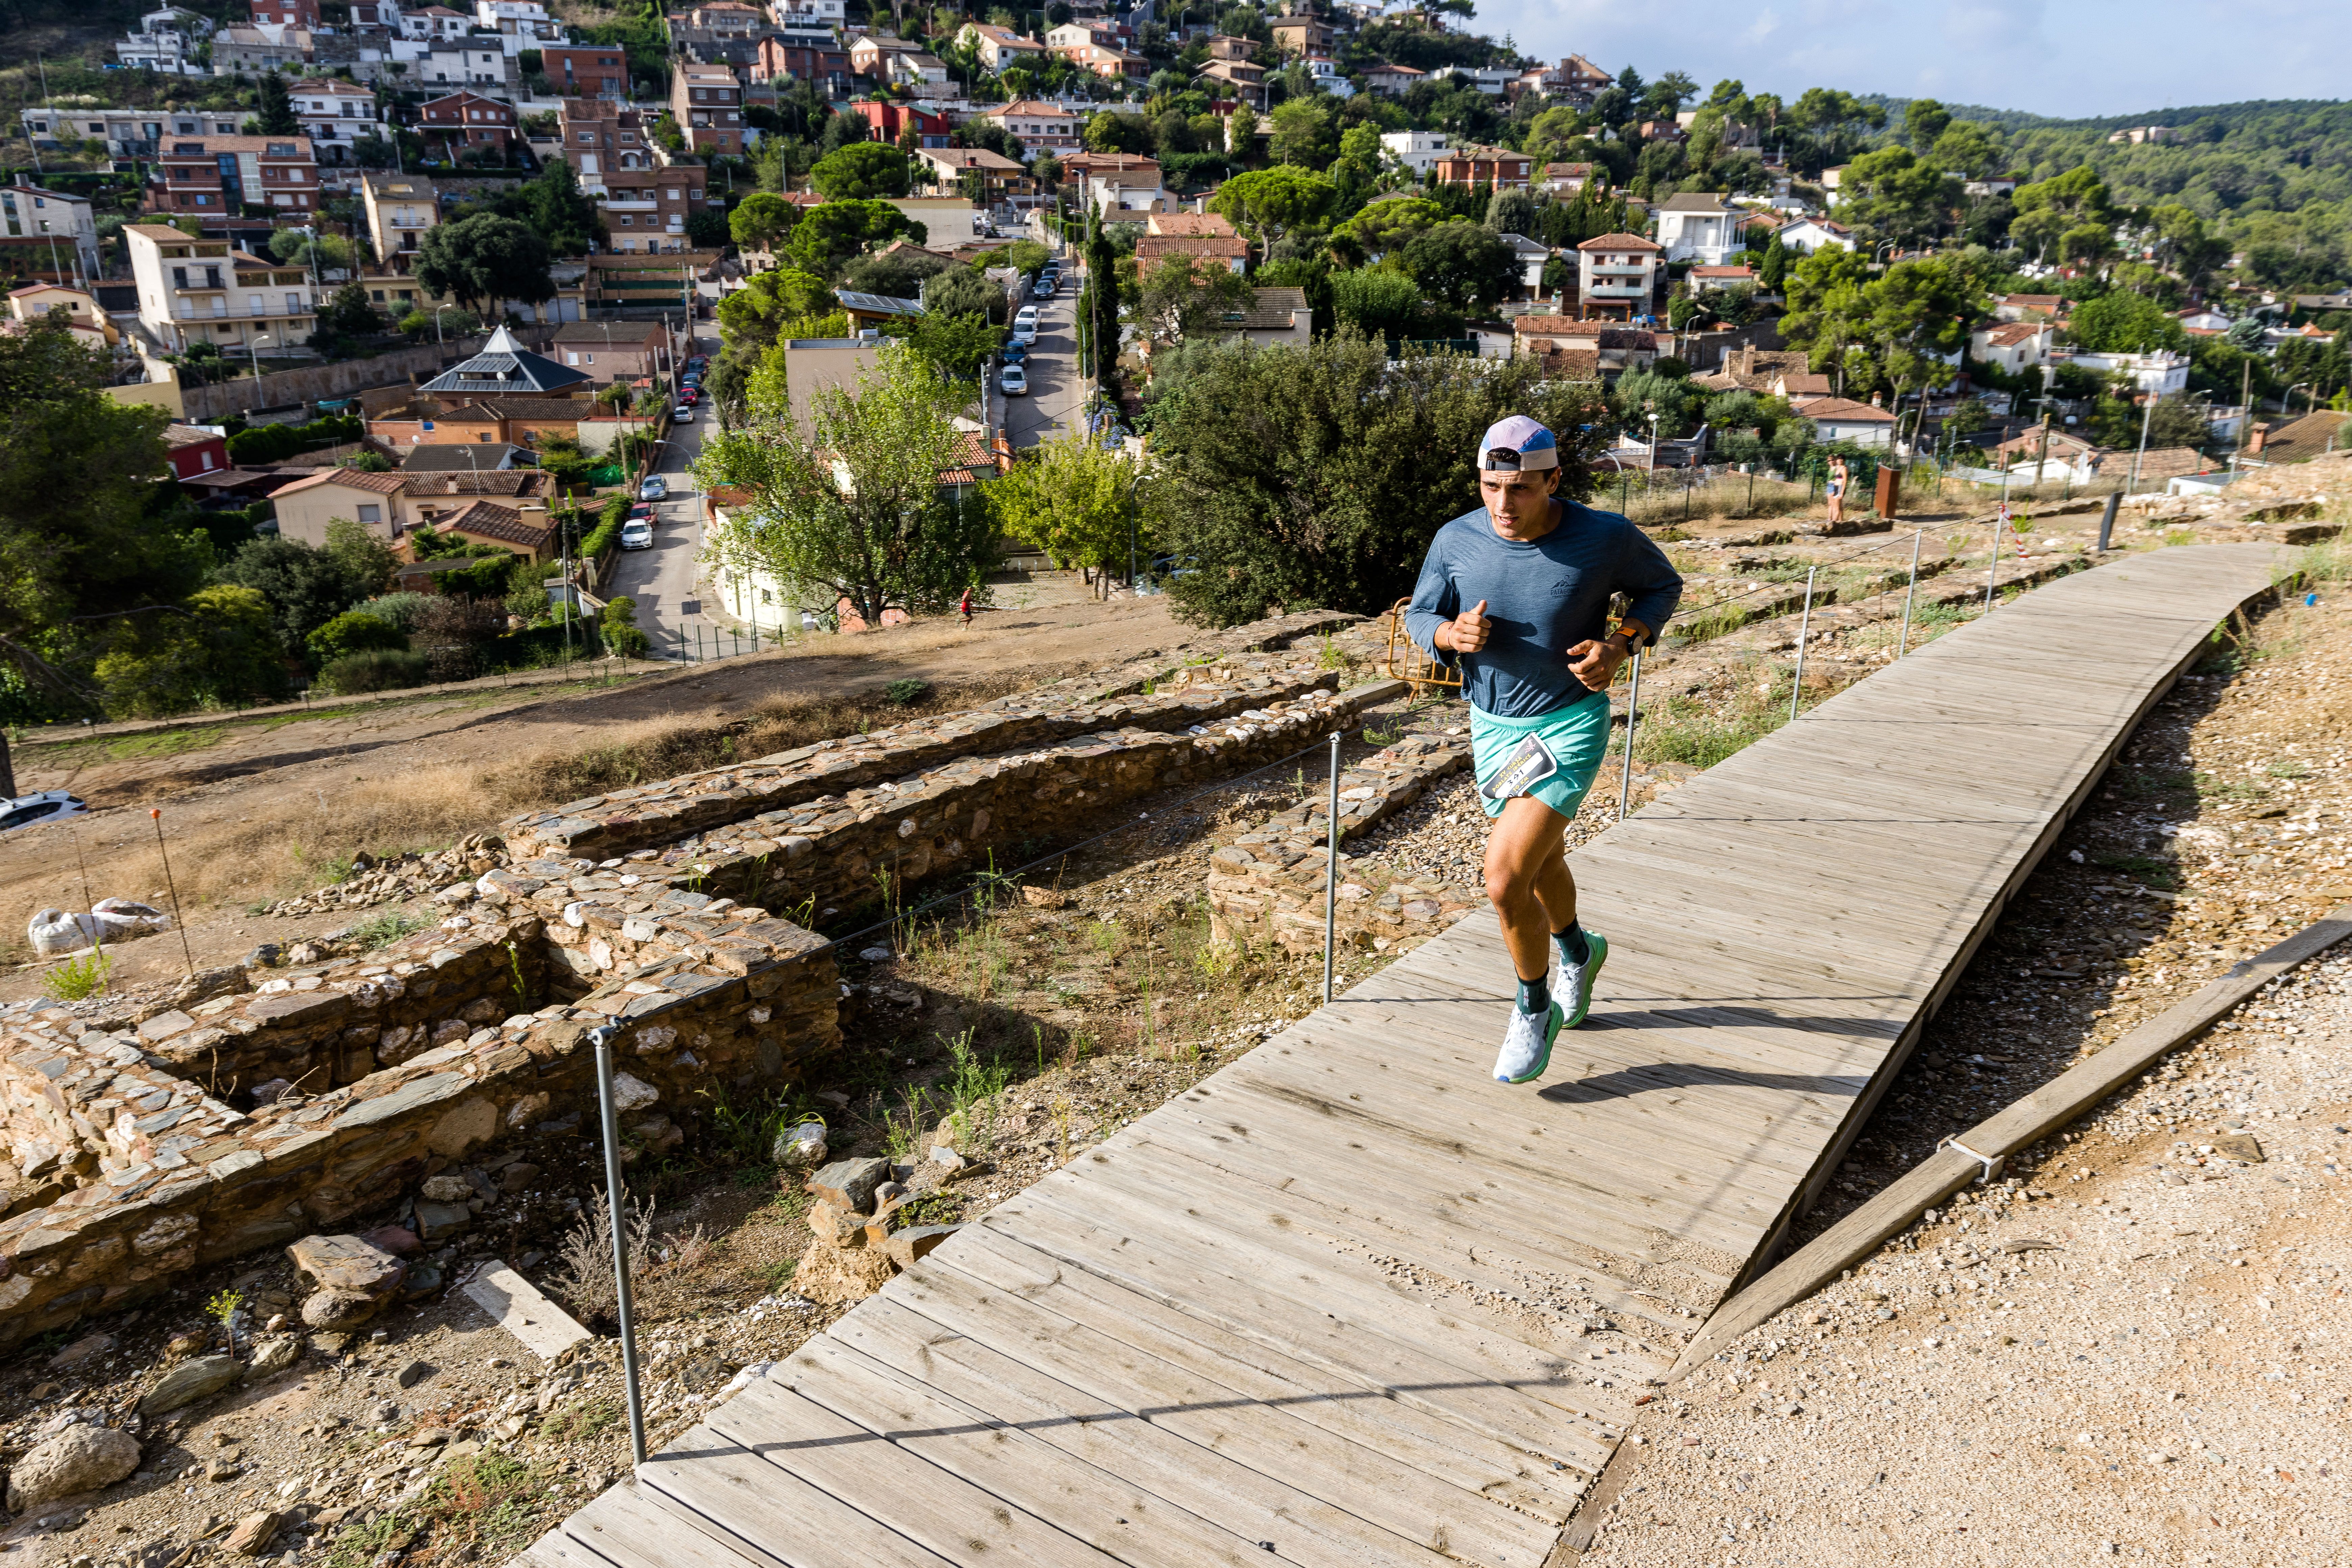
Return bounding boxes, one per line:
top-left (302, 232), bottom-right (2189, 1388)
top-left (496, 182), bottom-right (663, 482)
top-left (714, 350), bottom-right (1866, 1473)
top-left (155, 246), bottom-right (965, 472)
top-left (416, 324), bottom-right (591, 398)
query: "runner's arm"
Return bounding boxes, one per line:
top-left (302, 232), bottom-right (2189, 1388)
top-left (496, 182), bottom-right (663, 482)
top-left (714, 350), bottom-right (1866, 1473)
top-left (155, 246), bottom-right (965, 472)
top-left (1403, 538), bottom-right (1460, 664)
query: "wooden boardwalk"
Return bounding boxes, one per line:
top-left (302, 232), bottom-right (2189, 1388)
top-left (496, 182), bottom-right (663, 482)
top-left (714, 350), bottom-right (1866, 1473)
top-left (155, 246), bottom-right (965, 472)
top-left (522, 544), bottom-right (2287, 1568)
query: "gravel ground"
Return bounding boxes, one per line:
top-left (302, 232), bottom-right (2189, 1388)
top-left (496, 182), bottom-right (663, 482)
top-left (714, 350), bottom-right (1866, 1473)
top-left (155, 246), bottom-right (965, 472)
top-left (1583, 567), bottom-right (2352, 1567)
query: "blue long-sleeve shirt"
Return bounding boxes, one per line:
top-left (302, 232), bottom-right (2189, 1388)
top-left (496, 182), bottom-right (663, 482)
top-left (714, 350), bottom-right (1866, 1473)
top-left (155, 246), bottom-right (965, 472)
top-left (1405, 499), bottom-right (1683, 718)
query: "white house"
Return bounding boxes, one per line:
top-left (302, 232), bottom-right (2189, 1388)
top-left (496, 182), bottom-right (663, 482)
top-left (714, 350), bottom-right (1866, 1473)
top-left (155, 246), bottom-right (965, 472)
top-left (400, 4), bottom-right (474, 41)
top-left (767, 0), bottom-right (845, 24)
top-left (0, 186), bottom-right (103, 282)
top-left (1654, 192), bottom-right (1738, 266)
top-left (1303, 56), bottom-right (1354, 98)
top-left (289, 77), bottom-right (384, 164)
top-left (1774, 216), bottom-right (1853, 255)
top-left (1789, 394), bottom-right (1895, 447)
top-left (1497, 231), bottom-right (1548, 295)
top-left (115, 6), bottom-right (209, 73)
top-left (2062, 348), bottom-right (2190, 398)
top-left (1575, 231), bottom-right (1660, 319)
top-left (1379, 129), bottom-right (1448, 174)
top-left (1969, 319), bottom-right (2054, 377)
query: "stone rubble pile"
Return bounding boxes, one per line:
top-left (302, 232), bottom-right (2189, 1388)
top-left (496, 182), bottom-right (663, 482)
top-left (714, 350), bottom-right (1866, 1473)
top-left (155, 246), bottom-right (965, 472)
top-left (262, 834), bottom-right (510, 919)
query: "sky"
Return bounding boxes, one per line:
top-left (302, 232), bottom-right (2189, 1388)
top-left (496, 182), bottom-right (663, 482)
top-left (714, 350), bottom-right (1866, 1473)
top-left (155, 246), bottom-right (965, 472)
top-left (1470, 0), bottom-right (2352, 120)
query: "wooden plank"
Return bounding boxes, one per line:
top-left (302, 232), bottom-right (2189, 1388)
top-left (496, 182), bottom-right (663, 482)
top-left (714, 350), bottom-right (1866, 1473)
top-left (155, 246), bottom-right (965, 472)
top-left (634, 1423), bottom-right (961, 1568)
top-left (556, 1480), bottom-right (783, 1568)
top-left (781, 1336), bottom-right (1273, 1568)
top-left (926, 1224), bottom-right (1610, 1502)
top-left (831, 1293), bottom-right (1478, 1567)
top-left (461, 1261), bottom-right (593, 1363)
top-left (706, 1378), bottom-right (1127, 1568)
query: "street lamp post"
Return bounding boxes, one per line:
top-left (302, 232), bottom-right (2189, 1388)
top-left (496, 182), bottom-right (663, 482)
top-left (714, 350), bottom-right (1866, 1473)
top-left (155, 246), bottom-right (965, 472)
top-left (247, 332), bottom-right (271, 385)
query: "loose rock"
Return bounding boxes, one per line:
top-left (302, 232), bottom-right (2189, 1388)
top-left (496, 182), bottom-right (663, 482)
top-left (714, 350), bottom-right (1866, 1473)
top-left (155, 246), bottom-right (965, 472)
top-left (6, 1424), bottom-right (142, 1510)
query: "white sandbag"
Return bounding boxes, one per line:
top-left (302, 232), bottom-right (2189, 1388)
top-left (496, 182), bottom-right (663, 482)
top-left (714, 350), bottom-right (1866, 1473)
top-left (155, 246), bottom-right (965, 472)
top-left (91, 899), bottom-right (171, 941)
top-left (28, 910), bottom-right (101, 957)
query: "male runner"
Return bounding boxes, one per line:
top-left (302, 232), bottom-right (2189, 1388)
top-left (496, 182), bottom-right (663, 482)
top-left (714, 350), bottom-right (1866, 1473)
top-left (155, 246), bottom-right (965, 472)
top-left (1405, 416), bottom-right (1683, 1084)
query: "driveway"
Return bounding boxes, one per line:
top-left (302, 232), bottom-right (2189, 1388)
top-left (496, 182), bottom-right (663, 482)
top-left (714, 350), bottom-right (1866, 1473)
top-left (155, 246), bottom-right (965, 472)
top-left (1002, 272), bottom-right (1086, 451)
top-left (599, 330), bottom-right (716, 657)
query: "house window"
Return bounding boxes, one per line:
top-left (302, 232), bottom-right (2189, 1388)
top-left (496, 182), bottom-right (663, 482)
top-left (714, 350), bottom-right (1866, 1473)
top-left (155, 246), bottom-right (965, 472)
top-left (357, 503), bottom-right (382, 523)
top-left (286, 293), bottom-right (301, 313)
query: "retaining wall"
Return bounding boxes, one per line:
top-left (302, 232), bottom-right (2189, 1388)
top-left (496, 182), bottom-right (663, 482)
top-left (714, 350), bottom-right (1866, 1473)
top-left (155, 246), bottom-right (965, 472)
top-left (177, 326), bottom-right (562, 423)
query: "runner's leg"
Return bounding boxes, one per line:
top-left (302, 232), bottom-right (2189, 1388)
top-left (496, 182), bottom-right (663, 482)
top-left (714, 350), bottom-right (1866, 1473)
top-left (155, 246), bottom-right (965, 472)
top-left (1484, 794), bottom-right (1574, 982)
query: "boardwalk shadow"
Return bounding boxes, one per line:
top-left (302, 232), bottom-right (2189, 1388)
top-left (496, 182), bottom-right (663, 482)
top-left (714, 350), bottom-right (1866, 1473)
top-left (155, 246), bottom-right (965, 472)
top-left (1536, 1059), bottom-right (1873, 1106)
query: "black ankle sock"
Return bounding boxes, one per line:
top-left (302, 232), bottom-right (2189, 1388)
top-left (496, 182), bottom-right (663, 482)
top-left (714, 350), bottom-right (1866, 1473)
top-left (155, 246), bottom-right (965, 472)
top-left (1517, 976), bottom-right (1550, 1015)
top-left (1555, 923), bottom-right (1590, 964)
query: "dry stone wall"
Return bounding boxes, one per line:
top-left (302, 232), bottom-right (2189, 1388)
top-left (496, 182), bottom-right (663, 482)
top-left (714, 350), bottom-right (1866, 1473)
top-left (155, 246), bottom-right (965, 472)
top-left (0, 609), bottom-right (1370, 1340)
top-left (1206, 732), bottom-right (1487, 957)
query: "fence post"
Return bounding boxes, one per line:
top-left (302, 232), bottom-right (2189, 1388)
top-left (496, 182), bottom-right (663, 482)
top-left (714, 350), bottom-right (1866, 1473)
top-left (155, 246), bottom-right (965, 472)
top-left (1746, 468), bottom-right (1755, 516)
top-left (2098, 490), bottom-right (2121, 553)
top-left (1897, 528), bottom-right (1923, 658)
top-left (1615, 642), bottom-right (1644, 821)
top-left (1985, 511), bottom-right (2005, 611)
top-left (1789, 565), bottom-right (1817, 722)
top-left (1321, 732), bottom-right (1342, 1005)
top-left (589, 1026), bottom-right (648, 1469)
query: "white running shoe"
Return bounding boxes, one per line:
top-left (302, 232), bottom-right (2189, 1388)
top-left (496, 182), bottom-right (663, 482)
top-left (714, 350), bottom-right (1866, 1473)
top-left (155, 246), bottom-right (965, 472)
top-left (1551, 929), bottom-right (1609, 1029)
top-left (1493, 1001), bottom-right (1563, 1084)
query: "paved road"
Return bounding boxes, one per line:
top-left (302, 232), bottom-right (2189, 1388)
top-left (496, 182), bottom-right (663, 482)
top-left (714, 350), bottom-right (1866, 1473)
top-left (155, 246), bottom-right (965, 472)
top-left (1000, 269), bottom-right (1087, 451)
top-left (600, 330), bottom-right (720, 657)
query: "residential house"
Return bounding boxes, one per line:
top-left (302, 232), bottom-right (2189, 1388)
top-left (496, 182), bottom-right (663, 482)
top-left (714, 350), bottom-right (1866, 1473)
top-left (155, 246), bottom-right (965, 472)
top-left (269, 464), bottom-right (559, 549)
top-left (1992, 292), bottom-right (2067, 322)
top-left (1655, 191), bottom-right (1738, 264)
top-left (1056, 38), bottom-right (1147, 80)
top-left (1204, 33), bottom-right (1257, 59)
top-left (1302, 56), bottom-right (1353, 97)
top-left (548, 319), bottom-right (671, 383)
top-left (0, 186), bottom-right (102, 283)
top-left (683, 1), bottom-right (766, 33)
top-left (1462, 66), bottom-right (1520, 97)
top-left (958, 22), bottom-right (1046, 71)
top-left (1497, 231), bottom-right (1547, 294)
top-left (402, 441), bottom-right (531, 470)
top-left (1555, 53), bottom-right (1611, 101)
top-left (1686, 263), bottom-right (1756, 290)
top-left (1788, 394), bottom-right (1896, 447)
top-left (1537, 161), bottom-right (1594, 196)
top-left (1574, 232), bottom-right (1660, 320)
top-left (1970, 319), bottom-right (2054, 376)
top-left (597, 160), bottom-right (719, 251)
top-left (1989, 425), bottom-right (2101, 480)
top-left (2061, 347), bottom-right (2190, 398)
top-left (8, 283), bottom-right (117, 348)
top-left (1136, 231), bottom-right (1246, 278)
top-left (1227, 286), bottom-right (1309, 347)
top-left (400, 4), bottom-right (474, 41)
top-left (916, 146), bottom-right (1030, 205)
top-left (2107, 125), bottom-right (2180, 146)
top-left (412, 44), bottom-right (517, 90)
top-left (2240, 410), bottom-right (2349, 465)
top-left (348, 1), bottom-right (406, 29)
top-left (1962, 176), bottom-right (2017, 199)
top-left (671, 62), bottom-right (745, 155)
top-left (980, 100), bottom-right (1081, 159)
top-left (1432, 144), bottom-right (1530, 189)
top-left (1269, 13), bottom-right (1333, 54)
top-left (748, 30), bottom-right (852, 94)
top-left (288, 78), bottom-right (383, 165)
top-left (1511, 316), bottom-right (1657, 382)
top-left (539, 44), bottom-right (631, 98)
top-left (115, 7), bottom-right (209, 74)
top-left (1063, 152), bottom-right (1163, 216)
top-left (1196, 57), bottom-right (1267, 108)
top-left (359, 172), bottom-right (438, 277)
top-left (2175, 305), bottom-right (2233, 337)
top-left (1379, 129), bottom-right (1449, 174)
top-left (862, 100), bottom-right (952, 150)
top-left (559, 96), bottom-right (648, 195)
top-left (1361, 62), bottom-right (1426, 96)
top-left (145, 133), bottom-right (319, 217)
top-left (1637, 119), bottom-right (1686, 143)
top-left (1147, 211), bottom-right (1238, 239)
top-left (1772, 216), bottom-right (1852, 255)
top-left (417, 91), bottom-right (517, 158)
top-left (847, 33), bottom-right (918, 77)
top-left (765, 0), bottom-right (844, 23)
top-left (578, 250), bottom-right (716, 306)
top-left (1692, 344), bottom-right (1814, 394)
top-left (1819, 165), bottom-right (1844, 204)
top-left (249, 0), bottom-right (320, 24)
top-left (210, 27), bottom-right (315, 75)
top-left (19, 106), bottom-right (231, 159)
top-left (163, 422), bottom-right (231, 480)
top-left (1046, 20), bottom-right (1129, 49)
top-left (125, 223), bottom-right (318, 354)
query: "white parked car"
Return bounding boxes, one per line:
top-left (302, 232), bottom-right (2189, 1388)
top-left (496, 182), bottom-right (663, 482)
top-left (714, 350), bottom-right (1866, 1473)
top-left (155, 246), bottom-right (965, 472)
top-left (619, 518), bottom-right (655, 550)
top-left (1001, 363), bottom-right (1028, 396)
top-left (0, 791), bottom-right (86, 834)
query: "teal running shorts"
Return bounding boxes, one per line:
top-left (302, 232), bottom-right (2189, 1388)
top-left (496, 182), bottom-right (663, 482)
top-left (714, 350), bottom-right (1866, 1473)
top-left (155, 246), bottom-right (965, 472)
top-left (1469, 691), bottom-right (1612, 821)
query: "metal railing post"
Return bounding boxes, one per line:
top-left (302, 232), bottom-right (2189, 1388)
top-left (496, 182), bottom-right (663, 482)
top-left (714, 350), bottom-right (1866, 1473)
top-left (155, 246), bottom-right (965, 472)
top-left (1896, 528), bottom-right (1922, 658)
top-left (1322, 731), bottom-right (1341, 1004)
top-left (1616, 643), bottom-right (1644, 821)
top-left (1985, 510), bottom-right (2004, 611)
top-left (1789, 565), bottom-right (1817, 722)
top-left (590, 1026), bottom-right (648, 1469)
top-left (2098, 490), bottom-right (2120, 553)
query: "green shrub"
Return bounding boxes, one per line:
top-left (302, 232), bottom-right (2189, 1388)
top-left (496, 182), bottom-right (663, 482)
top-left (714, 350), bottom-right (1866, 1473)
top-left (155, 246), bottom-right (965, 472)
top-left (358, 592), bottom-right (433, 631)
top-left (600, 594), bottom-right (652, 657)
top-left (882, 677), bottom-right (929, 706)
top-left (318, 648), bottom-right (432, 694)
top-left (306, 610), bottom-right (408, 666)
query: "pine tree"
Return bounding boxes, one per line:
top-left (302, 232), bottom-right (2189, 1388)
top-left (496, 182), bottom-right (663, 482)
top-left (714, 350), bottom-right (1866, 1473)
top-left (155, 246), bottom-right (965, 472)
top-left (1087, 224), bottom-right (1120, 389)
top-left (255, 72), bottom-right (299, 137)
top-left (1760, 232), bottom-right (1789, 291)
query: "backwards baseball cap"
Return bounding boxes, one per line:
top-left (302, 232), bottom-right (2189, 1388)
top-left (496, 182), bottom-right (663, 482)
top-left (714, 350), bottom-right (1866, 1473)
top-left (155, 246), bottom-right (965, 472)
top-left (1478, 414), bottom-right (1559, 473)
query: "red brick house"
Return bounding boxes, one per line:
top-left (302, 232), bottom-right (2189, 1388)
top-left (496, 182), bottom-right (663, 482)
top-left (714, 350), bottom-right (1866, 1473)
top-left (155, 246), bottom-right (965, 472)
top-left (859, 99), bottom-right (950, 150)
top-left (163, 423), bottom-right (230, 481)
top-left (146, 134), bottom-right (318, 217)
top-left (416, 92), bottom-right (517, 158)
top-left (538, 44), bottom-right (631, 100)
top-left (248, 0), bottom-right (319, 26)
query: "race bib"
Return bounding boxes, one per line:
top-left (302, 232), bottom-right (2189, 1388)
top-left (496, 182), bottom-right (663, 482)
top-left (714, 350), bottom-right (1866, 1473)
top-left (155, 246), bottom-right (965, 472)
top-left (1480, 732), bottom-right (1559, 802)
